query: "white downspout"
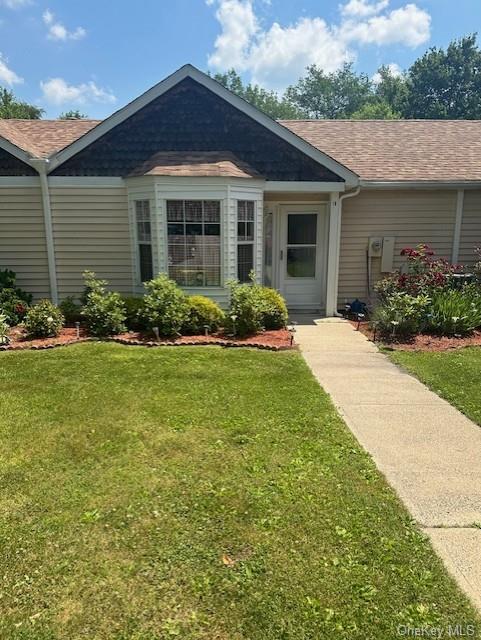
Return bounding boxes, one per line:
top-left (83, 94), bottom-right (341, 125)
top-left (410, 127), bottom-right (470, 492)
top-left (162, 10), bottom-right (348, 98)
top-left (326, 186), bottom-right (360, 317)
top-left (31, 159), bottom-right (58, 304)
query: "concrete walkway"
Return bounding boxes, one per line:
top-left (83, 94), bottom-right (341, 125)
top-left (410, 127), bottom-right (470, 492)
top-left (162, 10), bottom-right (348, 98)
top-left (294, 316), bottom-right (481, 611)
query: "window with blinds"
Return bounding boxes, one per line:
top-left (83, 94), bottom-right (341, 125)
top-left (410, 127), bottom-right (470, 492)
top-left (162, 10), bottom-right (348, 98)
top-left (167, 200), bottom-right (221, 287)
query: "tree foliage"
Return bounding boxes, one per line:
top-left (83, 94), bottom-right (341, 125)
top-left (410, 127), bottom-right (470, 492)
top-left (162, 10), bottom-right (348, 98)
top-left (405, 35), bottom-right (481, 119)
top-left (212, 69), bottom-right (305, 119)
top-left (0, 88), bottom-right (43, 119)
top-left (58, 109), bottom-right (89, 120)
top-left (211, 35), bottom-right (481, 121)
top-left (285, 63), bottom-right (373, 119)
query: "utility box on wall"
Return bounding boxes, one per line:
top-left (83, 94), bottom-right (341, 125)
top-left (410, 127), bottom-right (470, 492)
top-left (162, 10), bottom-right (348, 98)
top-left (381, 236), bottom-right (396, 272)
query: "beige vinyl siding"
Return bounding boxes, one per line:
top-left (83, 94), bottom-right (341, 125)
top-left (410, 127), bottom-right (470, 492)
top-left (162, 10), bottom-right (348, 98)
top-left (0, 186), bottom-right (50, 298)
top-left (459, 190), bottom-right (481, 267)
top-left (51, 187), bottom-right (133, 299)
top-left (339, 189), bottom-right (457, 305)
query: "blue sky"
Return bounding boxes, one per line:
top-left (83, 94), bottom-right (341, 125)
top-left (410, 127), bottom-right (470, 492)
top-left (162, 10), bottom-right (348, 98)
top-left (0, 0), bottom-right (479, 118)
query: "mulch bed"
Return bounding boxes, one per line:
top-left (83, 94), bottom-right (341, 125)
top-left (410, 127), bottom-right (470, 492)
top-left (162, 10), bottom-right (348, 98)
top-left (350, 320), bottom-right (481, 352)
top-left (113, 328), bottom-right (293, 351)
top-left (1, 327), bottom-right (293, 352)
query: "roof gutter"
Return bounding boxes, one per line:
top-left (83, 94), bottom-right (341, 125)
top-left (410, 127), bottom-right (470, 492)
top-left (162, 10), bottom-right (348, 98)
top-left (30, 158), bottom-right (58, 304)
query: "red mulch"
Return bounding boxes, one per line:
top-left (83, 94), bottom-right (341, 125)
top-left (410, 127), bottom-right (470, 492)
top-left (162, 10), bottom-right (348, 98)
top-left (1, 327), bottom-right (293, 352)
top-left (3, 326), bottom-right (90, 350)
top-left (113, 328), bottom-right (294, 351)
top-left (350, 320), bottom-right (481, 352)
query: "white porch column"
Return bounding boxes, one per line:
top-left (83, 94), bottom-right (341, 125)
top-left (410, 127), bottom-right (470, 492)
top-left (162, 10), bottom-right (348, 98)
top-left (325, 192), bottom-right (341, 316)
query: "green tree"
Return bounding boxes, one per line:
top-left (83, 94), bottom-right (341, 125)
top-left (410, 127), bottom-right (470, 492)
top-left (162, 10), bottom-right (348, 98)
top-left (406, 35), bottom-right (481, 119)
top-left (350, 101), bottom-right (401, 119)
top-left (58, 109), bottom-right (88, 119)
top-left (212, 69), bottom-right (305, 119)
top-left (285, 63), bottom-right (372, 119)
top-left (374, 65), bottom-right (409, 115)
top-left (0, 88), bottom-right (43, 119)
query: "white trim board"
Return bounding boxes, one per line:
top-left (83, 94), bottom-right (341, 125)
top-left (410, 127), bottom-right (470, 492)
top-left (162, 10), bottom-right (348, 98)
top-left (47, 65), bottom-right (359, 185)
top-left (266, 181), bottom-right (345, 193)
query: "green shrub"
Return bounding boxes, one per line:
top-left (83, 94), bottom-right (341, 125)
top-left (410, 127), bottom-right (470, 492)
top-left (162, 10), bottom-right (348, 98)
top-left (182, 295), bottom-right (225, 335)
top-left (122, 296), bottom-right (147, 331)
top-left (257, 287), bottom-right (288, 329)
top-left (0, 313), bottom-right (10, 345)
top-left (225, 275), bottom-right (289, 337)
top-left (24, 299), bottom-right (64, 338)
top-left (225, 279), bottom-right (263, 337)
top-left (372, 292), bottom-right (430, 338)
top-left (81, 271), bottom-right (126, 337)
top-left (142, 273), bottom-right (189, 337)
top-left (59, 296), bottom-right (82, 325)
top-left (426, 287), bottom-right (481, 336)
top-left (0, 269), bottom-right (32, 326)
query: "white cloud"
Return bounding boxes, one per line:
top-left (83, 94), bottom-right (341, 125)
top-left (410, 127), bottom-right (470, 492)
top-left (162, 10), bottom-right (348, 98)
top-left (0, 0), bottom-right (31, 8)
top-left (0, 53), bottom-right (23, 85)
top-left (341, 3), bottom-right (431, 47)
top-left (42, 9), bottom-right (86, 42)
top-left (207, 0), bottom-right (431, 90)
top-left (208, 0), bottom-right (259, 71)
top-left (40, 77), bottom-right (116, 106)
top-left (372, 61), bottom-right (402, 84)
top-left (341, 0), bottom-right (389, 18)
top-left (248, 18), bottom-right (353, 89)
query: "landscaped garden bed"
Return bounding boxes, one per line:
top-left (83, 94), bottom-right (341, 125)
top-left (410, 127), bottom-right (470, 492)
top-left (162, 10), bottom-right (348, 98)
top-left (0, 269), bottom-right (293, 352)
top-left (352, 320), bottom-right (481, 352)
top-left (352, 244), bottom-right (481, 351)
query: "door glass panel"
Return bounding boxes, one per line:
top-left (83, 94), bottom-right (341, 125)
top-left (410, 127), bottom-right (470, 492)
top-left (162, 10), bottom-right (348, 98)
top-left (287, 247), bottom-right (316, 278)
top-left (288, 214), bottom-right (317, 245)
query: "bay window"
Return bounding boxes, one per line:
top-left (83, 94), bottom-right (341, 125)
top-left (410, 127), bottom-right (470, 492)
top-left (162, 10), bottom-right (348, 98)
top-left (135, 200), bottom-right (153, 282)
top-left (167, 200), bottom-right (221, 286)
top-left (237, 200), bottom-right (254, 282)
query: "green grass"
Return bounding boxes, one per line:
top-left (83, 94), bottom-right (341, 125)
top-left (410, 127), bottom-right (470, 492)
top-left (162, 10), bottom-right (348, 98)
top-left (388, 347), bottom-right (481, 427)
top-left (0, 343), bottom-right (479, 639)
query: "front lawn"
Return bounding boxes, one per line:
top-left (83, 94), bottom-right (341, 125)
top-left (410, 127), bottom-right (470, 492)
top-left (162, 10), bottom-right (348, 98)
top-left (0, 343), bottom-right (478, 639)
top-left (388, 347), bottom-right (481, 427)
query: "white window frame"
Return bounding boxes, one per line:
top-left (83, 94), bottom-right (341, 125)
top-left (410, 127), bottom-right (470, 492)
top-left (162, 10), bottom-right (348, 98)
top-left (166, 198), bottom-right (223, 288)
top-left (236, 199), bottom-right (256, 283)
top-left (134, 199), bottom-right (153, 284)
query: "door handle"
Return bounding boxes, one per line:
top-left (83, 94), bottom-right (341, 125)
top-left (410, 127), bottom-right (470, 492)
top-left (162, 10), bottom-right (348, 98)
top-left (280, 250), bottom-right (284, 260)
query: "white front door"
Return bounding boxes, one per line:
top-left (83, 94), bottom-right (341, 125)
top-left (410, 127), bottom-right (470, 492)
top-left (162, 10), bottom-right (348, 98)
top-left (279, 205), bottom-right (327, 310)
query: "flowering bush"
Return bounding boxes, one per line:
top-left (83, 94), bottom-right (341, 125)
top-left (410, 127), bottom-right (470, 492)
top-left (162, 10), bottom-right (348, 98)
top-left (375, 244), bottom-right (463, 301)
top-left (24, 299), bottom-right (64, 338)
top-left (0, 269), bottom-right (32, 326)
top-left (372, 292), bottom-right (430, 338)
top-left (81, 271), bottom-right (126, 336)
top-left (142, 273), bottom-right (189, 337)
